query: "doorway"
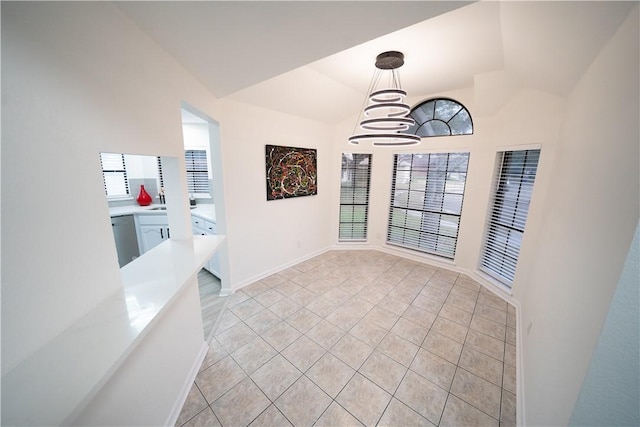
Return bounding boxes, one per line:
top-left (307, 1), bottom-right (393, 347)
top-left (181, 103), bottom-right (229, 340)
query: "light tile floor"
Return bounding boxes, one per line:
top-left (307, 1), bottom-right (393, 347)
top-left (178, 250), bottom-right (517, 427)
top-left (197, 269), bottom-right (225, 340)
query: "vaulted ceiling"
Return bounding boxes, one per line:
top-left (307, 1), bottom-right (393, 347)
top-left (116, 1), bottom-right (636, 123)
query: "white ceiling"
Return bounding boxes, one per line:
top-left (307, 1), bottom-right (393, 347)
top-left (116, 1), bottom-right (636, 124)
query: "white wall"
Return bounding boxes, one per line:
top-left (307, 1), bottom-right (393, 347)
top-left (1, 0), bottom-right (220, 395)
top-left (330, 7), bottom-right (638, 425)
top-left (219, 100), bottom-right (334, 288)
top-left (3, 2), bottom-right (638, 425)
top-left (1, 0), bottom-right (338, 377)
top-left (569, 221), bottom-right (639, 426)
top-left (331, 86), bottom-right (566, 285)
top-left (515, 6), bottom-right (639, 425)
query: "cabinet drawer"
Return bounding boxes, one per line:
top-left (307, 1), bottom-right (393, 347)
top-left (204, 220), bottom-right (216, 234)
top-left (191, 216), bottom-right (204, 230)
top-left (137, 214), bottom-right (168, 225)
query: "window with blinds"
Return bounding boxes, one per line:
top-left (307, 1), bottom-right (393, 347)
top-left (480, 149), bottom-right (541, 286)
top-left (387, 152), bottom-right (469, 259)
top-left (157, 156), bottom-right (164, 188)
top-left (185, 149), bottom-right (210, 195)
top-left (100, 152), bottom-right (129, 197)
top-left (339, 153), bottom-right (372, 241)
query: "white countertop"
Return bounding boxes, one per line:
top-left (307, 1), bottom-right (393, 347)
top-left (1, 235), bottom-right (224, 426)
top-left (109, 203), bottom-right (216, 222)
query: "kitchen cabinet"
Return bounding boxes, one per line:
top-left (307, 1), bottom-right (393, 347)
top-left (137, 214), bottom-right (170, 254)
top-left (191, 214), bottom-right (219, 277)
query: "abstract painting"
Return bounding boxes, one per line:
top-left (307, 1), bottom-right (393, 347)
top-left (265, 145), bottom-right (318, 200)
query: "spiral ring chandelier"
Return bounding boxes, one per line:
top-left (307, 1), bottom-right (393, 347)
top-left (349, 51), bottom-right (420, 146)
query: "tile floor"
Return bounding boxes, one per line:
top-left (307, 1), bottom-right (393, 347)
top-left (178, 250), bottom-right (517, 427)
top-left (197, 269), bottom-right (225, 340)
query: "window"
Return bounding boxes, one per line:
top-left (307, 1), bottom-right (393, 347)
top-left (100, 152), bottom-right (129, 198)
top-left (339, 153), bottom-right (372, 241)
top-left (481, 149), bottom-right (541, 286)
top-left (387, 152), bottom-right (469, 259)
top-left (157, 156), bottom-right (164, 189)
top-left (408, 98), bottom-right (473, 137)
top-left (184, 149), bottom-right (210, 195)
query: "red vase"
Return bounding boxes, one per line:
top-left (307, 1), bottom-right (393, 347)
top-left (136, 185), bottom-right (152, 206)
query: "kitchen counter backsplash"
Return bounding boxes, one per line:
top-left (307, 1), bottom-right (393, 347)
top-left (109, 203), bottom-right (216, 222)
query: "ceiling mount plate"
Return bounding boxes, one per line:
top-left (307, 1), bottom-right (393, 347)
top-left (375, 51), bottom-right (404, 70)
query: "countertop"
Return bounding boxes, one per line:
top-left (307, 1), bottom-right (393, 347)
top-left (1, 235), bottom-right (224, 426)
top-left (109, 204), bottom-right (216, 222)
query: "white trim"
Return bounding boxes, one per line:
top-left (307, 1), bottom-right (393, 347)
top-left (334, 241), bottom-right (373, 250)
top-left (391, 147), bottom-right (474, 154)
top-left (496, 143), bottom-right (542, 152)
top-left (230, 247), bottom-right (331, 293)
top-left (380, 243), bottom-right (458, 269)
top-left (468, 270), bottom-right (516, 300)
top-left (515, 297), bottom-right (526, 427)
top-left (165, 341), bottom-right (209, 427)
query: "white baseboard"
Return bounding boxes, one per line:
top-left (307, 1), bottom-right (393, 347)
top-left (165, 341), bottom-right (209, 427)
top-left (230, 247), bottom-right (330, 293)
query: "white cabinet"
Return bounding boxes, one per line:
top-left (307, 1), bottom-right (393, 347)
top-left (137, 214), bottom-right (170, 254)
top-left (191, 214), bottom-right (219, 277)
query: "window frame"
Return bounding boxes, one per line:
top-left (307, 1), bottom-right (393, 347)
top-left (338, 153), bottom-right (373, 242)
top-left (480, 148), bottom-right (541, 287)
top-left (408, 97), bottom-right (473, 137)
top-left (386, 151), bottom-right (470, 259)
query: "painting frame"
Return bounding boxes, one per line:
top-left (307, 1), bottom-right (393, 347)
top-left (265, 144), bottom-right (318, 201)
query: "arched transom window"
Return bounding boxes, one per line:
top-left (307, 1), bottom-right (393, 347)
top-left (408, 98), bottom-right (473, 137)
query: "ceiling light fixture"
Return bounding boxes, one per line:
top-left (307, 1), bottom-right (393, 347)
top-left (349, 51), bottom-right (420, 146)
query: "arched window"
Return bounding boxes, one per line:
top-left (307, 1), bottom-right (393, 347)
top-left (408, 98), bottom-right (473, 137)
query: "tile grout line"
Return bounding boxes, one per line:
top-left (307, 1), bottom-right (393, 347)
top-left (183, 252), bottom-right (517, 426)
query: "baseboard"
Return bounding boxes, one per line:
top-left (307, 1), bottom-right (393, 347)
top-left (165, 341), bottom-right (209, 427)
top-left (230, 247), bottom-right (330, 293)
top-left (515, 299), bottom-right (526, 426)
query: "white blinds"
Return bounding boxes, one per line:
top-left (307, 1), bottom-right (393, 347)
top-left (481, 149), bottom-right (541, 285)
top-left (387, 152), bottom-right (469, 259)
top-left (185, 150), bottom-right (210, 194)
top-left (100, 153), bottom-right (129, 197)
top-left (156, 156), bottom-right (164, 188)
top-left (339, 153), bottom-right (372, 241)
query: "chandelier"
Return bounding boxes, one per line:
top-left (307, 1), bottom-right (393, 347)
top-left (349, 51), bottom-right (420, 146)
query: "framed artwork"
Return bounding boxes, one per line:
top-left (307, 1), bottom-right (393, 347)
top-left (265, 145), bottom-right (318, 200)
